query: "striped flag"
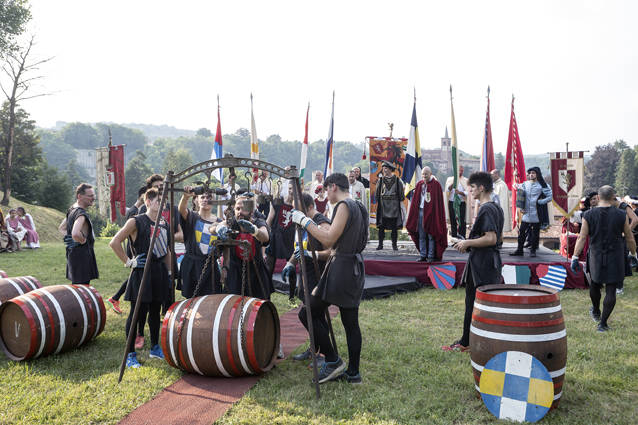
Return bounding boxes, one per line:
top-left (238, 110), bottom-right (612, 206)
top-left (299, 103), bottom-right (309, 180)
top-left (449, 85), bottom-right (461, 224)
top-left (210, 95), bottom-right (224, 184)
top-left (480, 86), bottom-right (495, 172)
top-left (250, 93), bottom-right (259, 182)
top-left (401, 95), bottom-right (422, 191)
top-left (504, 96), bottom-right (526, 229)
top-left (537, 264), bottom-right (566, 291)
top-left (323, 91), bottom-right (335, 177)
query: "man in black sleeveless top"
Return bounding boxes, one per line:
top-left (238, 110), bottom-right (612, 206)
top-left (58, 183), bottom-right (99, 285)
top-left (443, 172), bottom-right (504, 352)
top-left (291, 173), bottom-right (369, 384)
top-left (572, 186), bottom-right (636, 332)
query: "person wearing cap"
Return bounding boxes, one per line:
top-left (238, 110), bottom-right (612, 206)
top-left (374, 160), bottom-right (405, 251)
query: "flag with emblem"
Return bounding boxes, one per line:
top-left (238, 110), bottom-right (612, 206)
top-left (537, 264), bottom-right (567, 291)
top-left (195, 219), bottom-right (216, 255)
top-left (502, 265), bottom-right (531, 285)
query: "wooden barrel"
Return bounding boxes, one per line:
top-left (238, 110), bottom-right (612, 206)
top-left (0, 270), bottom-right (7, 278)
top-left (470, 284), bottom-right (567, 409)
top-left (161, 294), bottom-right (280, 377)
top-left (0, 284), bottom-right (106, 361)
top-left (0, 276), bottom-right (42, 304)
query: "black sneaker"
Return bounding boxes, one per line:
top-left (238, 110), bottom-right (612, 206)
top-left (597, 323), bottom-right (610, 332)
top-left (316, 357), bottom-right (346, 384)
top-left (509, 251), bottom-right (524, 256)
top-left (376, 244), bottom-right (383, 250)
top-left (530, 250), bottom-right (537, 258)
top-left (589, 307), bottom-right (601, 322)
top-left (292, 348), bottom-right (313, 361)
top-left (339, 371), bottom-right (363, 384)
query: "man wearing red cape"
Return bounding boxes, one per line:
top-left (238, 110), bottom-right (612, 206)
top-left (406, 167), bottom-right (447, 261)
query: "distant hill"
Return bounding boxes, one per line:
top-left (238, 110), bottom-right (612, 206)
top-left (121, 123), bottom-right (196, 142)
top-left (1, 196), bottom-right (66, 243)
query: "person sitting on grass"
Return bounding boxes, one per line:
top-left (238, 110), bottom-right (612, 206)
top-left (6, 209), bottom-right (27, 251)
top-left (16, 207), bottom-right (39, 249)
top-left (0, 208), bottom-right (13, 253)
top-left (109, 188), bottom-right (171, 368)
top-left (443, 171), bottom-right (504, 352)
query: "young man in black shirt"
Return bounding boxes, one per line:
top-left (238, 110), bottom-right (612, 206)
top-left (443, 172), bottom-right (504, 352)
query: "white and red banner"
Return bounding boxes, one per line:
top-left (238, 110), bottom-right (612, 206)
top-left (550, 151), bottom-right (584, 218)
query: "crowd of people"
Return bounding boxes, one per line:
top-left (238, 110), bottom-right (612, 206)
top-left (0, 206), bottom-right (40, 253)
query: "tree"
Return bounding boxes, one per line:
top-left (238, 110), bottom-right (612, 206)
top-left (196, 127), bottom-right (212, 138)
top-left (615, 147), bottom-right (638, 196)
top-left (124, 150), bottom-right (152, 206)
top-left (95, 123), bottom-right (147, 161)
top-left (65, 158), bottom-right (91, 189)
top-left (163, 148), bottom-right (193, 175)
top-left (0, 0), bottom-right (31, 56)
top-left (584, 143), bottom-right (622, 193)
top-left (61, 122), bottom-right (101, 149)
top-left (0, 35), bottom-right (52, 205)
top-left (38, 129), bottom-right (76, 169)
top-left (34, 163), bottom-right (72, 211)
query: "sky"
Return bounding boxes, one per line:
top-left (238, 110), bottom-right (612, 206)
top-left (14, 0), bottom-right (638, 155)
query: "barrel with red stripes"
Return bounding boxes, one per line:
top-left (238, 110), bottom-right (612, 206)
top-left (0, 284), bottom-right (106, 361)
top-left (161, 294), bottom-right (280, 377)
top-left (470, 284), bottom-right (566, 409)
top-left (0, 276), bottom-right (42, 304)
top-left (0, 270), bottom-right (7, 278)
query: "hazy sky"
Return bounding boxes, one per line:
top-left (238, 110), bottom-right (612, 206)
top-left (17, 0), bottom-right (637, 155)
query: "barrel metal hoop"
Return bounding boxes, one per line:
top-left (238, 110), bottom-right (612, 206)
top-left (245, 300), bottom-right (263, 373)
top-left (471, 314), bottom-right (564, 328)
top-left (225, 296), bottom-right (244, 376)
top-left (38, 288), bottom-right (66, 354)
top-left (476, 291), bottom-right (558, 305)
top-left (28, 291), bottom-right (56, 355)
top-left (470, 325), bottom-right (566, 342)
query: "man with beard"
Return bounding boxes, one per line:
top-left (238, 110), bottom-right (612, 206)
top-left (348, 170), bottom-right (367, 209)
top-left (406, 167), bottom-right (447, 262)
top-left (374, 161), bottom-right (404, 251)
top-left (353, 166), bottom-right (369, 189)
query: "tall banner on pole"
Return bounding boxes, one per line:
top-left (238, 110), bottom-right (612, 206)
top-left (367, 136), bottom-right (408, 225)
top-left (504, 96), bottom-right (526, 229)
top-left (550, 151), bottom-right (584, 218)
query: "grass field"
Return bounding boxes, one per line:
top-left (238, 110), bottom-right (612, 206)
top-left (1, 240), bottom-right (637, 424)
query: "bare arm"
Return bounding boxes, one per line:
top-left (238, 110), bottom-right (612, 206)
top-left (174, 222), bottom-right (184, 243)
top-left (573, 218), bottom-right (590, 258)
top-left (625, 206), bottom-right (638, 232)
top-left (266, 202), bottom-right (275, 226)
top-left (254, 225), bottom-right (269, 244)
top-left (71, 216), bottom-right (88, 244)
top-left (624, 216), bottom-right (636, 255)
top-left (305, 202), bottom-right (349, 248)
top-left (178, 188), bottom-right (193, 221)
top-left (58, 218), bottom-right (67, 235)
top-left (109, 218), bottom-right (138, 265)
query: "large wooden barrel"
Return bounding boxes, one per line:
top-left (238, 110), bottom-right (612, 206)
top-left (161, 294), bottom-right (280, 377)
top-left (0, 276), bottom-right (42, 304)
top-left (470, 284), bottom-right (567, 409)
top-left (0, 284), bottom-right (106, 360)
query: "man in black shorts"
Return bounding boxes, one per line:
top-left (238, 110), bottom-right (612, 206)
top-left (443, 172), bottom-right (504, 352)
top-left (571, 186), bottom-right (636, 331)
top-left (291, 173), bottom-right (369, 384)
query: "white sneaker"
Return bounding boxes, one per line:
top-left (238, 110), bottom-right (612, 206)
top-left (616, 288), bottom-right (624, 295)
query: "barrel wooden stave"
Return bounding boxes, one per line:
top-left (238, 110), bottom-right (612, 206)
top-left (161, 294), bottom-right (280, 377)
top-left (0, 276), bottom-right (42, 304)
top-left (469, 284), bottom-right (567, 409)
top-left (0, 284), bottom-right (106, 360)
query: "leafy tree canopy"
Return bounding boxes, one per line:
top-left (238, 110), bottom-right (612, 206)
top-left (0, 0), bottom-right (31, 55)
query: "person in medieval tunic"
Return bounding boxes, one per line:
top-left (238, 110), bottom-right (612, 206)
top-left (58, 183), bottom-right (99, 285)
top-left (571, 186), bottom-right (636, 332)
top-left (178, 186), bottom-right (222, 298)
top-left (6, 209), bottom-right (26, 251)
top-left (406, 167), bottom-right (447, 262)
top-left (443, 172), bottom-right (504, 352)
top-left (264, 181), bottom-right (296, 278)
top-left (214, 193), bottom-right (274, 300)
top-left (374, 160), bottom-right (404, 251)
top-left (282, 193), bottom-right (332, 362)
top-left (610, 196), bottom-right (638, 295)
top-left (16, 207), bottom-right (39, 249)
top-left (490, 169), bottom-right (511, 233)
top-left (291, 173), bottom-right (369, 384)
top-left (110, 187), bottom-right (171, 368)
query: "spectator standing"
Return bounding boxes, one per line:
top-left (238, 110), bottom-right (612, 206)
top-left (445, 165), bottom-right (469, 239)
top-left (353, 167), bottom-right (369, 189)
top-left (348, 170), bottom-right (367, 209)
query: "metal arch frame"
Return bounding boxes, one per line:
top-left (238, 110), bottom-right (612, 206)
top-left (162, 156), bottom-right (322, 399)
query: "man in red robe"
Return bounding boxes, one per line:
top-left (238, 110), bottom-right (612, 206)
top-left (406, 167), bottom-right (447, 261)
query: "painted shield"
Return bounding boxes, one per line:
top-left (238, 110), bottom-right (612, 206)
top-left (537, 264), bottom-right (566, 291)
top-left (426, 263), bottom-right (456, 290)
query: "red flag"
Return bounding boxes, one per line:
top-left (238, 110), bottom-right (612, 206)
top-left (108, 144), bottom-right (126, 222)
top-left (480, 87), bottom-right (495, 172)
top-left (504, 96), bottom-right (526, 229)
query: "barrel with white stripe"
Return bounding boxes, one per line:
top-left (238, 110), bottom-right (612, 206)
top-left (0, 284), bottom-right (106, 360)
top-left (470, 284), bottom-right (567, 409)
top-left (0, 276), bottom-right (42, 304)
top-left (161, 294), bottom-right (280, 377)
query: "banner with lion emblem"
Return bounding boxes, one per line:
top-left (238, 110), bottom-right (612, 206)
top-left (550, 151), bottom-right (584, 217)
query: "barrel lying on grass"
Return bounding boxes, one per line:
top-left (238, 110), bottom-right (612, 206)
top-left (470, 284), bottom-right (567, 409)
top-left (0, 284), bottom-right (106, 361)
top-left (0, 276), bottom-right (42, 304)
top-left (161, 294), bottom-right (280, 377)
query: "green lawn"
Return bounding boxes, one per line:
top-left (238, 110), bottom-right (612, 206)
top-left (1, 240), bottom-right (637, 424)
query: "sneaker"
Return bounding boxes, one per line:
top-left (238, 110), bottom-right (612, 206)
top-left (107, 297), bottom-right (122, 314)
top-left (442, 340), bottom-right (470, 352)
top-left (530, 250), bottom-right (537, 258)
top-left (597, 323), bottom-right (610, 332)
top-left (135, 335), bottom-right (145, 349)
top-left (149, 344), bottom-right (164, 359)
top-left (292, 347), bottom-right (313, 361)
top-left (308, 355), bottom-right (326, 370)
top-left (277, 343), bottom-right (285, 359)
top-left (339, 371), bottom-right (363, 384)
top-left (126, 352), bottom-right (141, 368)
top-left (589, 307), bottom-right (601, 322)
top-left (376, 244), bottom-right (383, 251)
top-left (616, 288), bottom-right (624, 295)
top-left (509, 251), bottom-right (524, 256)
top-left (316, 357), bottom-right (346, 384)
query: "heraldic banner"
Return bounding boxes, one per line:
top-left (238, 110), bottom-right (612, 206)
top-left (367, 137), bottom-right (408, 226)
top-left (550, 151), bottom-right (584, 217)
